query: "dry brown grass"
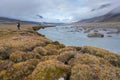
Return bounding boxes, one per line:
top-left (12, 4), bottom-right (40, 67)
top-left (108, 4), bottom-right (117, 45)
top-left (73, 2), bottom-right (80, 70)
top-left (0, 24), bottom-right (34, 31)
top-left (69, 54), bottom-right (120, 80)
top-left (81, 46), bottom-right (120, 67)
top-left (0, 24), bottom-right (120, 80)
top-left (10, 51), bottom-right (41, 62)
top-left (0, 24), bottom-right (34, 40)
top-left (0, 59), bottom-right (39, 80)
top-left (0, 24), bottom-right (52, 61)
top-left (27, 60), bottom-right (70, 80)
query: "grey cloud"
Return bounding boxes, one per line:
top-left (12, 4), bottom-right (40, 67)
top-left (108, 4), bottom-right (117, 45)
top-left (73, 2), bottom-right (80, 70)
top-left (0, 0), bottom-right (120, 23)
top-left (91, 3), bottom-right (111, 11)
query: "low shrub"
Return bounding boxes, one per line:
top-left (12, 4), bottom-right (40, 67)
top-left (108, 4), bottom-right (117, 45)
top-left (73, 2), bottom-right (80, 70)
top-left (0, 46), bottom-right (10, 60)
top-left (70, 64), bottom-right (119, 80)
top-left (57, 51), bottom-right (76, 64)
top-left (59, 46), bottom-right (77, 54)
top-left (0, 59), bottom-right (39, 80)
top-left (45, 44), bottom-right (59, 55)
top-left (27, 60), bottom-right (70, 80)
top-left (33, 47), bottom-right (47, 56)
top-left (68, 54), bottom-right (111, 67)
top-left (10, 51), bottom-right (41, 62)
top-left (0, 60), bottom-right (14, 71)
top-left (81, 46), bottom-right (120, 67)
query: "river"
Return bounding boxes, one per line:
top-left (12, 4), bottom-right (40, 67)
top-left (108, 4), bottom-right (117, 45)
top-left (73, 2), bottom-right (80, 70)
top-left (38, 26), bottom-right (120, 54)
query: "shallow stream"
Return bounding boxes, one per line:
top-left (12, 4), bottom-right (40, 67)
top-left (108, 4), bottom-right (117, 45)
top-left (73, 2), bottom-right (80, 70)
top-left (38, 26), bottom-right (120, 54)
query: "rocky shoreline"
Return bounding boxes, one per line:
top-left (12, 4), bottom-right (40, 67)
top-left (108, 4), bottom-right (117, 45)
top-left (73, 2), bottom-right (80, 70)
top-left (0, 24), bottom-right (120, 80)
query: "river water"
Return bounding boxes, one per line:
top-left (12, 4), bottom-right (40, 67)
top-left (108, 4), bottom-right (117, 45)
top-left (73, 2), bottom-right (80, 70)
top-left (38, 26), bottom-right (120, 54)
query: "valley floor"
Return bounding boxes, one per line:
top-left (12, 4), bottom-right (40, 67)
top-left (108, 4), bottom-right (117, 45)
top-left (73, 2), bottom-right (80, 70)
top-left (0, 23), bottom-right (120, 80)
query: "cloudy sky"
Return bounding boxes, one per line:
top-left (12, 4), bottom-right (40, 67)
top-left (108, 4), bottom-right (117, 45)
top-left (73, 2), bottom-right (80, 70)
top-left (0, 0), bottom-right (120, 23)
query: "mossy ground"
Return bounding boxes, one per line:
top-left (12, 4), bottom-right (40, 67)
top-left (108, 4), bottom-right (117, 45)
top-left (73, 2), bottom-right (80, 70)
top-left (0, 24), bottom-right (120, 80)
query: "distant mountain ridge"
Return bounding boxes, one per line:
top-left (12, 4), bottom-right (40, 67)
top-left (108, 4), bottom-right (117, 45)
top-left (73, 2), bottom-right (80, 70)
top-left (0, 17), bottom-right (40, 24)
top-left (0, 17), bottom-right (20, 22)
top-left (0, 17), bottom-right (64, 25)
top-left (77, 6), bottom-right (120, 23)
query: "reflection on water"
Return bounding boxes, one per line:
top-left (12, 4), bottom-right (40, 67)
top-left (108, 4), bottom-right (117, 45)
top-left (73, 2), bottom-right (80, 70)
top-left (38, 26), bottom-right (120, 54)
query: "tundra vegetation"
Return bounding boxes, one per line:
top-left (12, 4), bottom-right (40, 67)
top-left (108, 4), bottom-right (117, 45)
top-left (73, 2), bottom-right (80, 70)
top-left (0, 24), bottom-right (120, 80)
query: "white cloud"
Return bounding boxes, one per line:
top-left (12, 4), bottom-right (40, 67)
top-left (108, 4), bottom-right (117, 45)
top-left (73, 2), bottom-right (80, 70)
top-left (0, 0), bottom-right (120, 23)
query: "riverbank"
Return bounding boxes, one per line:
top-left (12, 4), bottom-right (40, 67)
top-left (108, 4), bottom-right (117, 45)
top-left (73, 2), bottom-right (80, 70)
top-left (0, 23), bottom-right (120, 80)
top-left (39, 24), bottom-right (120, 53)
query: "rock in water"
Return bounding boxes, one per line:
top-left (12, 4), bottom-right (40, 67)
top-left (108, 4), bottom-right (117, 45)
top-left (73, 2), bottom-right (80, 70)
top-left (87, 32), bottom-right (104, 38)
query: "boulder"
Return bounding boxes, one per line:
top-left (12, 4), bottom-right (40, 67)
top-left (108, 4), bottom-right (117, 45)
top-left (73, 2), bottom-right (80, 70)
top-left (107, 35), bottom-right (112, 37)
top-left (87, 32), bottom-right (104, 38)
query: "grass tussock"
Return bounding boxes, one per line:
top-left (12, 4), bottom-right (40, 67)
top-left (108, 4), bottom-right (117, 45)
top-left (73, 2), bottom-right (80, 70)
top-left (68, 54), bottom-right (112, 67)
top-left (57, 51), bottom-right (77, 64)
top-left (69, 54), bottom-right (120, 80)
top-left (40, 55), bottom-right (58, 62)
top-left (33, 46), bottom-right (48, 56)
top-left (0, 46), bottom-right (10, 59)
top-left (81, 46), bottom-right (120, 67)
top-left (70, 64), bottom-right (120, 80)
top-left (59, 46), bottom-right (77, 54)
top-left (0, 59), bottom-right (39, 80)
top-left (44, 44), bottom-right (59, 55)
top-left (27, 60), bottom-right (70, 80)
top-left (0, 60), bottom-right (14, 71)
top-left (10, 51), bottom-right (41, 62)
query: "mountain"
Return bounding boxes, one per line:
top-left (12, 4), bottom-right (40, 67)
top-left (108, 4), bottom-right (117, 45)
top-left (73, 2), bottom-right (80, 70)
top-left (0, 17), bottom-right (40, 24)
top-left (77, 6), bottom-right (120, 23)
top-left (0, 17), bottom-right (20, 22)
top-left (91, 3), bottom-right (111, 12)
top-left (0, 17), bottom-right (64, 25)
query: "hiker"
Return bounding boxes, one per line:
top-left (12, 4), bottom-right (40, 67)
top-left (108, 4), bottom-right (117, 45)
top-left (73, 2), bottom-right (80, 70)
top-left (17, 22), bottom-right (21, 30)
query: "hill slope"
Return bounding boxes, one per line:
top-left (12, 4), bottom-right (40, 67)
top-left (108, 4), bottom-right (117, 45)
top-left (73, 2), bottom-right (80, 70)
top-left (0, 17), bottom-right (40, 24)
top-left (78, 6), bottom-right (120, 22)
